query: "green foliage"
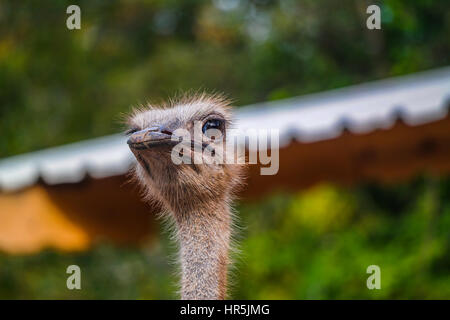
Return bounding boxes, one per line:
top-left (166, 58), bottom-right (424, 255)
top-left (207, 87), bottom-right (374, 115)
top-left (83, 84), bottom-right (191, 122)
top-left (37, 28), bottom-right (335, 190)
top-left (0, 243), bottom-right (177, 299)
top-left (1, 0), bottom-right (449, 156)
top-left (1, 176), bottom-right (449, 299)
top-left (234, 176), bottom-right (450, 299)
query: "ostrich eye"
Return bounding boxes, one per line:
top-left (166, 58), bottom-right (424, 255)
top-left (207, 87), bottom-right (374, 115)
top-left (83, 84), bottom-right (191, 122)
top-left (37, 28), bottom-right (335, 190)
top-left (202, 119), bottom-right (223, 138)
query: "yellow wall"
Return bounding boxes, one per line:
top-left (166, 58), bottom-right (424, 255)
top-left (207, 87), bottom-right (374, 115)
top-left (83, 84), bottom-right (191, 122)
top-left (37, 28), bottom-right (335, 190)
top-left (0, 176), bottom-right (157, 254)
top-left (0, 186), bottom-right (89, 254)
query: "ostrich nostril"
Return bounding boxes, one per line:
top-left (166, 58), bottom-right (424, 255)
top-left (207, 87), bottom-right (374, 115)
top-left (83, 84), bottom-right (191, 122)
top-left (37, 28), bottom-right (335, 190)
top-left (148, 124), bottom-right (172, 136)
top-left (159, 125), bottom-right (173, 136)
top-left (161, 129), bottom-right (172, 135)
top-left (148, 126), bottom-right (161, 132)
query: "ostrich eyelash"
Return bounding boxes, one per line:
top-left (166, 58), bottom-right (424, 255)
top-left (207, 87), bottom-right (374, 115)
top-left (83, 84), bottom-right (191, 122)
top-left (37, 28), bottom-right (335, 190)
top-left (125, 128), bottom-right (139, 136)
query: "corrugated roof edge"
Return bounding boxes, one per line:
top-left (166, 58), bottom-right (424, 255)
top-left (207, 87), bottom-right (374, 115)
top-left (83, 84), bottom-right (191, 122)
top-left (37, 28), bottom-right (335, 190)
top-left (1, 66), bottom-right (450, 192)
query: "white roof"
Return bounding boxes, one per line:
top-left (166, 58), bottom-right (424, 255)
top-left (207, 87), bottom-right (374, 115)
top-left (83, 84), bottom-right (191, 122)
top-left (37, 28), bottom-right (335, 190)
top-left (1, 67), bottom-right (449, 192)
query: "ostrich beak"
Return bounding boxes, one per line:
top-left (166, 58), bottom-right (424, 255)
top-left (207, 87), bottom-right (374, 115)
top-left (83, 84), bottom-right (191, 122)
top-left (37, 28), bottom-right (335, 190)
top-left (127, 127), bottom-right (175, 150)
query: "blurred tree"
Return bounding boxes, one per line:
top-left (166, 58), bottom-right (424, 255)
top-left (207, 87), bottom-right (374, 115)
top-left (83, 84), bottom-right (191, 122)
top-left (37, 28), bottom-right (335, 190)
top-left (0, 0), bottom-right (449, 156)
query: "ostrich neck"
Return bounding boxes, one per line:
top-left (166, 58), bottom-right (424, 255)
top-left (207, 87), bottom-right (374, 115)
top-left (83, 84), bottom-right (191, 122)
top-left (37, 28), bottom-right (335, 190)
top-left (174, 203), bottom-right (231, 300)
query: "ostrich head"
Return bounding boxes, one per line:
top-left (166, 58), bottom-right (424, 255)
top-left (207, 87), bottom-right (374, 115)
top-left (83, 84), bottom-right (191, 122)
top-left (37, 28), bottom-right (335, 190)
top-left (126, 93), bottom-right (244, 299)
top-left (126, 94), bottom-right (243, 217)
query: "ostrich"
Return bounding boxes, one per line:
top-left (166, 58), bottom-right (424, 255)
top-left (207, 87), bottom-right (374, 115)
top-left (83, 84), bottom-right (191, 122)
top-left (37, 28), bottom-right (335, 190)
top-left (126, 93), bottom-right (245, 300)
